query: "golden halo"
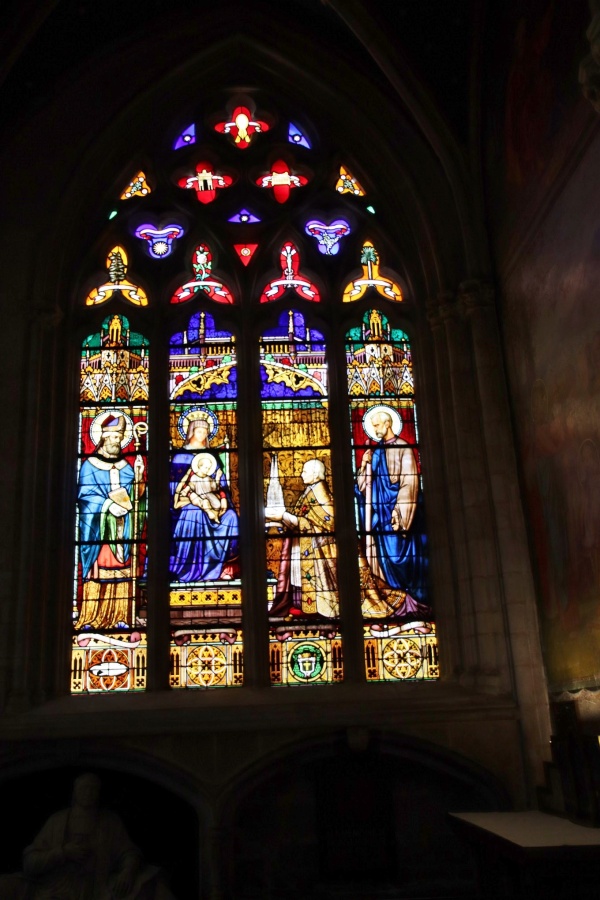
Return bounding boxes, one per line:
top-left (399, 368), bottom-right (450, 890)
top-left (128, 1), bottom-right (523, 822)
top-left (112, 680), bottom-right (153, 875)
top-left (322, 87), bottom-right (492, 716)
top-left (178, 406), bottom-right (219, 440)
top-left (191, 452), bottom-right (218, 476)
top-left (89, 410), bottom-right (134, 449)
top-left (362, 405), bottom-right (402, 441)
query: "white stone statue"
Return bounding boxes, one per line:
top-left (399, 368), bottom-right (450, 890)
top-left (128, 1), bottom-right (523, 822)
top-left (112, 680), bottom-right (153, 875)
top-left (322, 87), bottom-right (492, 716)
top-left (0, 773), bottom-right (176, 899)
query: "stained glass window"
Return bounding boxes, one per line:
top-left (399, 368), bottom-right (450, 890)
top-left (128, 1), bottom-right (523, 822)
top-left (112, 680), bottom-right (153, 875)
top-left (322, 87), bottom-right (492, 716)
top-left (262, 311), bottom-right (342, 685)
top-left (169, 312), bottom-right (242, 688)
top-left (346, 311), bottom-right (438, 681)
top-left (72, 94), bottom-right (438, 695)
top-left (85, 247), bottom-right (148, 307)
top-left (342, 242), bottom-right (403, 304)
top-left (72, 314), bottom-right (149, 693)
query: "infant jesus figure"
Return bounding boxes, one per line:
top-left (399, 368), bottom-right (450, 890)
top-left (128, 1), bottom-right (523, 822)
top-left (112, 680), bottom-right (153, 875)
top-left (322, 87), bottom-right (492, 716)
top-left (174, 452), bottom-right (224, 522)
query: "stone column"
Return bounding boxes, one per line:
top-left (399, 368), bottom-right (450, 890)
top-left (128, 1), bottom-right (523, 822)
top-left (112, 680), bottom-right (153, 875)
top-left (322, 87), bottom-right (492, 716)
top-left (459, 279), bottom-right (550, 785)
top-left (425, 295), bottom-right (471, 680)
top-left (8, 303), bottom-right (65, 711)
top-left (205, 822), bottom-right (227, 900)
top-left (430, 290), bottom-right (512, 694)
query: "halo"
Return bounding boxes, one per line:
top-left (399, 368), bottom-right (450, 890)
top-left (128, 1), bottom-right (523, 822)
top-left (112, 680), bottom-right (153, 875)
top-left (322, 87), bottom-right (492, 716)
top-left (191, 452), bottom-right (218, 476)
top-left (362, 405), bottom-right (402, 441)
top-left (89, 410), bottom-right (134, 449)
top-left (178, 406), bottom-right (219, 441)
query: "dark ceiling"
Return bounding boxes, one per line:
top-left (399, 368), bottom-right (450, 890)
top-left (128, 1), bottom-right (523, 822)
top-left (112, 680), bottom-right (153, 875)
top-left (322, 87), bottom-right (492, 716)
top-left (0, 0), bottom-right (476, 143)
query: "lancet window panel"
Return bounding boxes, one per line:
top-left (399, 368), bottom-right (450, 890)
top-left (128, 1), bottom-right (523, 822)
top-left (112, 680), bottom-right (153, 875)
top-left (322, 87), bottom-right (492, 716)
top-left (169, 310), bottom-right (243, 689)
top-left (72, 314), bottom-right (149, 694)
top-left (262, 310), bottom-right (342, 686)
top-left (345, 310), bottom-right (438, 682)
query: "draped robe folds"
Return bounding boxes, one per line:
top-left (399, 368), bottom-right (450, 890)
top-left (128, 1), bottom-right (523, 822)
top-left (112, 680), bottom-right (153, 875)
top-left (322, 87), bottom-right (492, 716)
top-left (356, 438), bottom-right (428, 617)
top-left (77, 456), bottom-right (145, 630)
top-left (270, 479), bottom-right (338, 618)
top-left (170, 452), bottom-right (239, 582)
top-left (21, 808), bottom-right (161, 900)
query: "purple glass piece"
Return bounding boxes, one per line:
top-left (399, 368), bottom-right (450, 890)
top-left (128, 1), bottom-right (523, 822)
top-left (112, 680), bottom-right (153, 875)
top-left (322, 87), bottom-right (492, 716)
top-left (305, 219), bottom-right (351, 255)
top-left (174, 123), bottom-right (196, 150)
top-left (228, 208), bottom-right (260, 224)
top-left (288, 123), bottom-right (311, 149)
top-left (135, 224), bottom-right (184, 259)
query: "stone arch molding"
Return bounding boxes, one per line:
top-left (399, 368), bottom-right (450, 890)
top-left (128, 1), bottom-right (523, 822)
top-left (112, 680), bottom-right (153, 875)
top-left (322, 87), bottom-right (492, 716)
top-left (210, 730), bottom-right (509, 898)
top-left (214, 729), bottom-right (510, 826)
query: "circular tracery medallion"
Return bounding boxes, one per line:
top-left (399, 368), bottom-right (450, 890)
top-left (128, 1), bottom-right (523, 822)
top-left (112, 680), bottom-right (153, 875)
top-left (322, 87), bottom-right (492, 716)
top-left (381, 637), bottom-right (423, 680)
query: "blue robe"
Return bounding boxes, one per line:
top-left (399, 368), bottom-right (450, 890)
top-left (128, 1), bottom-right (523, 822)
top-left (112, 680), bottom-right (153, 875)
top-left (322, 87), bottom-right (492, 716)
top-left (78, 457), bottom-right (135, 578)
top-left (170, 451), bottom-right (239, 582)
top-left (355, 442), bottom-right (427, 602)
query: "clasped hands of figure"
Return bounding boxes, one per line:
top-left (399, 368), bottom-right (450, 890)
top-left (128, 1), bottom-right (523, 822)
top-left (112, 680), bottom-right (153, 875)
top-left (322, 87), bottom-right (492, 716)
top-left (265, 507), bottom-right (297, 529)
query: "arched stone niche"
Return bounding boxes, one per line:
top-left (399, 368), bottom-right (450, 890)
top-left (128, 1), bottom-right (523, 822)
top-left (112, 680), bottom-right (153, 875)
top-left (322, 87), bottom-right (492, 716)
top-left (216, 731), bottom-right (509, 899)
top-left (0, 760), bottom-right (200, 898)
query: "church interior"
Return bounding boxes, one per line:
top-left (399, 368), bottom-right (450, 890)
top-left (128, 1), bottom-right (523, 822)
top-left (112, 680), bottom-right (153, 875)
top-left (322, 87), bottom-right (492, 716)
top-left (0, 0), bottom-right (600, 897)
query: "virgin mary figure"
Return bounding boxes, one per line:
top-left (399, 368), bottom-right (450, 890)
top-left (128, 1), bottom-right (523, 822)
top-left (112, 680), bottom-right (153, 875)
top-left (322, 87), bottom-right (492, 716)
top-left (170, 412), bottom-right (239, 583)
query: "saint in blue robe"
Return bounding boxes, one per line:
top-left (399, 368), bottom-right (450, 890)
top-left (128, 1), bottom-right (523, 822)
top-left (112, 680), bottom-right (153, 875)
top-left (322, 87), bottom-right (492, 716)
top-left (355, 442), bottom-right (427, 603)
top-left (78, 456), bottom-right (135, 578)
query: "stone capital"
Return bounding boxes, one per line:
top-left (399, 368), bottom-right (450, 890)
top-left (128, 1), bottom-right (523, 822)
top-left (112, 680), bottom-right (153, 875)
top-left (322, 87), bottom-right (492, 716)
top-left (458, 279), bottom-right (494, 316)
top-left (428, 290), bottom-right (462, 325)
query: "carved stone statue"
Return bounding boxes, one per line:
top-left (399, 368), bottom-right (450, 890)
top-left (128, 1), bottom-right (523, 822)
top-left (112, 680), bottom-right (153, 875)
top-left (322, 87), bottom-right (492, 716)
top-left (0, 773), bottom-right (177, 899)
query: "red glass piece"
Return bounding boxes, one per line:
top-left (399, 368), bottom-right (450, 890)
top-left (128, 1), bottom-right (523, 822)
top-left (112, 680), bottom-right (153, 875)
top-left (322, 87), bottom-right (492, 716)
top-left (259, 241), bottom-right (320, 303)
top-left (234, 244), bottom-right (258, 266)
top-left (256, 159), bottom-right (308, 204)
top-left (214, 105), bottom-right (270, 149)
top-left (177, 161), bottom-right (233, 204)
top-left (171, 243), bottom-right (234, 304)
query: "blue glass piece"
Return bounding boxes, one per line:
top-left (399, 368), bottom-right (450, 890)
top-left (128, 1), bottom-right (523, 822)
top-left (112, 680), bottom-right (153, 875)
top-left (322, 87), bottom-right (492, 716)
top-left (228, 208), bottom-right (260, 224)
top-left (174, 123), bottom-right (196, 150)
top-left (135, 224), bottom-right (184, 259)
top-left (260, 310), bottom-right (326, 399)
top-left (288, 123), bottom-right (311, 149)
top-left (305, 219), bottom-right (351, 255)
top-left (171, 311), bottom-right (235, 346)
